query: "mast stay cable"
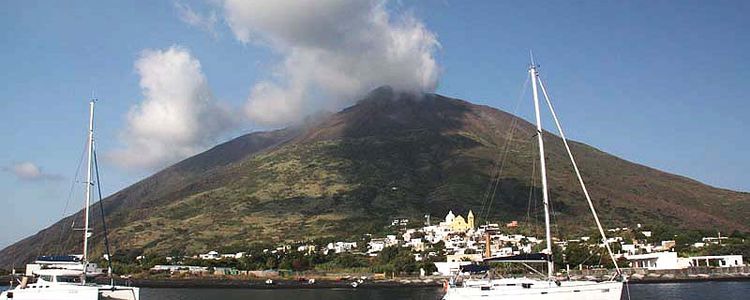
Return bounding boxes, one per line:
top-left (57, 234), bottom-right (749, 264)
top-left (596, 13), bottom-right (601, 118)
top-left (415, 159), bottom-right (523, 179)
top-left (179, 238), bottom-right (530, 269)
top-left (479, 75), bottom-right (530, 225)
top-left (536, 74), bottom-right (621, 275)
top-left (93, 143), bottom-right (115, 284)
top-left (52, 138), bottom-right (88, 255)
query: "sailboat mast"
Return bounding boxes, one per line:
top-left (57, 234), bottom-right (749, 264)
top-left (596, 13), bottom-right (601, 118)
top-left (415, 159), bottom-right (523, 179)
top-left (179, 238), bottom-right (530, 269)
top-left (82, 99), bottom-right (95, 264)
top-left (529, 62), bottom-right (554, 280)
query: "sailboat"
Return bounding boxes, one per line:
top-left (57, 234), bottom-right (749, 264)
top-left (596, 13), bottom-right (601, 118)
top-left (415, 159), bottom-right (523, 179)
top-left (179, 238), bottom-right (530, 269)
top-left (1, 100), bottom-right (140, 300)
top-left (442, 58), bottom-right (626, 300)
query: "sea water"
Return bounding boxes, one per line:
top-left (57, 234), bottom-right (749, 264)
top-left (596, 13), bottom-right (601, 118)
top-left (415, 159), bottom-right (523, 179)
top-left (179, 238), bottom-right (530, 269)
top-left (624, 281), bottom-right (749, 300)
top-left (3, 281), bottom-right (749, 299)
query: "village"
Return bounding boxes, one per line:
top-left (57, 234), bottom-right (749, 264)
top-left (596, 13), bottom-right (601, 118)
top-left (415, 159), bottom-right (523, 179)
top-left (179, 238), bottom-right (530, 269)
top-left (138, 210), bottom-right (746, 278)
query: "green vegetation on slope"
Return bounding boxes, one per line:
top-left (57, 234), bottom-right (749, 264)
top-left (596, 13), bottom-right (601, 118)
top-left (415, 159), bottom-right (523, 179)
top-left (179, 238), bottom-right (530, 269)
top-left (1, 89), bottom-right (747, 267)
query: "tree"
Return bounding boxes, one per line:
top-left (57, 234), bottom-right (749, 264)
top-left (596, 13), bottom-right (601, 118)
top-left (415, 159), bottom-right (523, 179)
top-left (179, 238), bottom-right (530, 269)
top-left (265, 256), bottom-right (278, 270)
top-left (140, 255), bottom-right (167, 270)
top-left (417, 261), bottom-right (437, 274)
top-left (729, 230), bottom-right (747, 240)
top-left (168, 248), bottom-right (185, 259)
top-left (113, 248), bottom-right (143, 264)
top-left (374, 246), bottom-right (420, 275)
top-left (674, 231), bottom-right (703, 252)
top-left (218, 243), bottom-right (247, 255)
top-left (703, 240), bottom-right (750, 258)
top-left (377, 246), bottom-right (400, 265)
top-left (431, 241), bottom-right (446, 254)
top-left (333, 253), bottom-right (369, 268)
top-left (563, 242), bottom-right (593, 268)
top-left (607, 242), bottom-right (622, 255)
top-left (278, 258), bottom-right (293, 270)
top-left (393, 252), bottom-right (417, 274)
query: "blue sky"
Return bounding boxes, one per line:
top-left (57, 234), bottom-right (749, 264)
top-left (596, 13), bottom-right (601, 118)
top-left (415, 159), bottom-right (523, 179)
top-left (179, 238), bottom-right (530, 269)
top-left (1, 0), bottom-right (748, 249)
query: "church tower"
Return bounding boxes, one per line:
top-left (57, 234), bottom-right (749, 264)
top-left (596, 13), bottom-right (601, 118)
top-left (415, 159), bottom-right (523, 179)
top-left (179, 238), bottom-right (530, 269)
top-left (467, 210), bottom-right (475, 229)
top-left (445, 210), bottom-right (455, 224)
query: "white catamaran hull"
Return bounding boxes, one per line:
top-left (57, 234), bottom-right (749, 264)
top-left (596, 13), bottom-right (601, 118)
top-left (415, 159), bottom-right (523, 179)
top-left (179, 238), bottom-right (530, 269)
top-left (99, 286), bottom-right (141, 300)
top-left (0, 101), bottom-right (141, 300)
top-left (443, 280), bottom-right (623, 300)
top-left (0, 285), bottom-right (98, 300)
top-left (0, 285), bottom-right (139, 300)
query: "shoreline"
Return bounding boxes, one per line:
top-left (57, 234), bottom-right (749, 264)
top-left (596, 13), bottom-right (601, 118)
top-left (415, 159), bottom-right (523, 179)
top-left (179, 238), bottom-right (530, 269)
top-left (569, 265), bottom-right (750, 284)
top-left (3, 274), bottom-right (750, 288)
top-left (626, 276), bottom-right (750, 284)
top-left (123, 278), bottom-right (443, 289)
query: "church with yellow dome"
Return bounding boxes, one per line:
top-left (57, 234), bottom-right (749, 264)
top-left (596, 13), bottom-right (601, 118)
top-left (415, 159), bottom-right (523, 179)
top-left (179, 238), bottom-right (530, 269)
top-left (440, 210), bottom-right (475, 232)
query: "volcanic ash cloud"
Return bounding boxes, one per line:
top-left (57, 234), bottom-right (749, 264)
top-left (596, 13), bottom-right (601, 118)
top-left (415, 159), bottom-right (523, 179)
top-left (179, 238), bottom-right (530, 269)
top-left (223, 0), bottom-right (441, 126)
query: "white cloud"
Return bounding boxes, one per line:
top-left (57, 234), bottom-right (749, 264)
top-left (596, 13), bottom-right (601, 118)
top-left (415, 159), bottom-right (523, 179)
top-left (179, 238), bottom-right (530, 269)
top-left (108, 1), bottom-right (440, 171)
top-left (3, 162), bottom-right (62, 181)
top-left (109, 46), bottom-right (236, 170)
top-left (175, 1), bottom-right (220, 38)
top-left (222, 0), bottom-right (441, 126)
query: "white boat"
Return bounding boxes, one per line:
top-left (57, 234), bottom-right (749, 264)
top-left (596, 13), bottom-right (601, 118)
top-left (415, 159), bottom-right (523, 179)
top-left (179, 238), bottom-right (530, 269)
top-left (442, 57), bottom-right (626, 300)
top-left (444, 277), bottom-right (623, 300)
top-left (1, 100), bottom-right (140, 300)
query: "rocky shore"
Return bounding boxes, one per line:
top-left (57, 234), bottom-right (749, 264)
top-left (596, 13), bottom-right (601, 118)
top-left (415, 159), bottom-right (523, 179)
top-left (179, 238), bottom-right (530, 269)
top-left (3, 267), bottom-right (750, 288)
top-left (101, 277), bottom-right (443, 289)
top-left (99, 268), bottom-right (750, 288)
top-left (569, 266), bottom-right (750, 283)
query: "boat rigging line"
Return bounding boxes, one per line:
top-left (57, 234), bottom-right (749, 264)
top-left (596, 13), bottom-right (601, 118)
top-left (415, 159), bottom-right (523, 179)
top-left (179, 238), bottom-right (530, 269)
top-left (51, 136), bottom-right (88, 256)
top-left (479, 74), bottom-right (530, 225)
top-left (536, 73), bottom-right (622, 276)
top-left (93, 146), bottom-right (114, 284)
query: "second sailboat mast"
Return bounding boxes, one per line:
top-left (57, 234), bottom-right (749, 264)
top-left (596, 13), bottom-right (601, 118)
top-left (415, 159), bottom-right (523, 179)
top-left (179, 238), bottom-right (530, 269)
top-left (82, 100), bottom-right (95, 264)
top-left (530, 63), bottom-right (554, 280)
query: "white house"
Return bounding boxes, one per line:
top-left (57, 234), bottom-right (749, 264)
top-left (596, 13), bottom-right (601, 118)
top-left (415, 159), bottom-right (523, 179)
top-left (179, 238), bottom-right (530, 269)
top-left (626, 252), bottom-right (689, 270)
top-left (368, 236), bottom-right (399, 254)
top-left (688, 255), bottom-right (744, 267)
top-left (297, 245), bottom-right (317, 254)
top-left (326, 241), bottom-right (358, 254)
top-left (433, 254), bottom-right (483, 276)
top-left (199, 251), bottom-right (220, 260)
top-left (220, 252), bottom-right (246, 259)
top-left (629, 252), bottom-right (746, 270)
top-left (152, 265), bottom-right (208, 273)
top-left (702, 237), bottom-right (729, 245)
top-left (489, 247), bottom-right (515, 257)
top-left (368, 239), bottom-right (387, 254)
top-left (621, 244), bottom-right (637, 255)
top-left (446, 253), bottom-right (483, 263)
top-left (406, 238), bottom-right (425, 252)
top-left (434, 262), bottom-right (472, 276)
top-left (402, 229), bottom-right (417, 241)
top-left (391, 218), bottom-right (409, 227)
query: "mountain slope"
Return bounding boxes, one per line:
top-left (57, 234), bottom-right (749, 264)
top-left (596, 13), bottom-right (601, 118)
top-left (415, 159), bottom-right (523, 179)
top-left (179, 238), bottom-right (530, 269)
top-left (2, 88), bottom-right (748, 267)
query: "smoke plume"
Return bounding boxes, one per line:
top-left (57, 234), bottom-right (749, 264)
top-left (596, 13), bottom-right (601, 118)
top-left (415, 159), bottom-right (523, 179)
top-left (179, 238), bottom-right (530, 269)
top-left (223, 0), bottom-right (441, 126)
